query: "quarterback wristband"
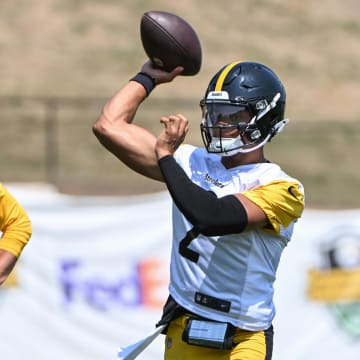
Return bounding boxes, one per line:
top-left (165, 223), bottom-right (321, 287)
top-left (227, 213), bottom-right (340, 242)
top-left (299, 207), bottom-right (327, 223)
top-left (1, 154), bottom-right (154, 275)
top-left (130, 72), bottom-right (156, 96)
top-left (158, 155), bottom-right (248, 236)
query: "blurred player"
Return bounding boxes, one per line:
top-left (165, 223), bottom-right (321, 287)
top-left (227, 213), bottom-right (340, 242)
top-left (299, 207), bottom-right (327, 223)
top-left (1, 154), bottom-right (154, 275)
top-left (93, 60), bottom-right (305, 360)
top-left (0, 183), bottom-right (32, 285)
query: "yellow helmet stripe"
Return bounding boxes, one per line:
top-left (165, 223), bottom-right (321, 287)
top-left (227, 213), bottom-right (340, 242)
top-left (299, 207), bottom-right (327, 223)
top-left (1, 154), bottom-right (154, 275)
top-left (215, 61), bottom-right (242, 91)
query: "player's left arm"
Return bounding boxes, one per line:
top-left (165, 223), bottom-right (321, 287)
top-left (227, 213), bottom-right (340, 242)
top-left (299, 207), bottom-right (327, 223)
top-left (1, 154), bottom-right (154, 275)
top-left (241, 180), bottom-right (305, 234)
top-left (233, 193), bottom-right (270, 231)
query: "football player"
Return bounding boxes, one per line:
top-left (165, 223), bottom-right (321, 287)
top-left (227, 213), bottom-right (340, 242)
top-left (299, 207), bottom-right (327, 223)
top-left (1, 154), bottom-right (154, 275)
top-left (93, 60), bottom-right (305, 360)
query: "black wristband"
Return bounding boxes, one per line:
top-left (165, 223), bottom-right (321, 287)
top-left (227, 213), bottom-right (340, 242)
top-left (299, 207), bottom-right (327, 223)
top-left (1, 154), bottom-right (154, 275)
top-left (130, 72), bottom-right (156, 96)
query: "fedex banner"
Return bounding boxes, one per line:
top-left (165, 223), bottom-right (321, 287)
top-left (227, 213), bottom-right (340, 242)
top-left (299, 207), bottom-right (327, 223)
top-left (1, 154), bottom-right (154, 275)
top-left (0, 184), bottom-right (359, 360)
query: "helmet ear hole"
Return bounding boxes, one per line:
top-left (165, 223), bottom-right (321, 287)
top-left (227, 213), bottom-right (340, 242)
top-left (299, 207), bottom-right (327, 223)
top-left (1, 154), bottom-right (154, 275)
top-left (249, 129), bottom-right (262, 140)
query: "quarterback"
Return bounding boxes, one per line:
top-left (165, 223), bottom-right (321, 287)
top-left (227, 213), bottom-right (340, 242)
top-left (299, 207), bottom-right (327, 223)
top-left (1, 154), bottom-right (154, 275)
top-left (93, 60), bottom-right (305, 360)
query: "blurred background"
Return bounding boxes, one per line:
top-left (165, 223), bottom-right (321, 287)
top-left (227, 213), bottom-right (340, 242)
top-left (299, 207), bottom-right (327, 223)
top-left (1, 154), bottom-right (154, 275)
top-left (1, 1), bottom-right (360, 360)
top-left (1, 0), bottom-right (360, 208)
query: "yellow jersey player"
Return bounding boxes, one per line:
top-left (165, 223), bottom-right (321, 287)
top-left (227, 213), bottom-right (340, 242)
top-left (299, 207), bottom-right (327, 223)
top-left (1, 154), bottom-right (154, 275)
top-left (93, 60), bottom-right (305, 360)
top-left (0, 183), bottom-right (32, 285)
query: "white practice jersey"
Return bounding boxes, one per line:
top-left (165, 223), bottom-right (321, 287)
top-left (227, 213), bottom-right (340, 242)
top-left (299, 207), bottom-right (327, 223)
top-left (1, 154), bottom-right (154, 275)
top-left (169, 144), bottom-right (305, 331)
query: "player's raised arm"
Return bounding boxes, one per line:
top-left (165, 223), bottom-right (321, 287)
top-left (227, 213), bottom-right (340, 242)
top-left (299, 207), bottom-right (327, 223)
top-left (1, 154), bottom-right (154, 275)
top-left (92, 62), bottom-right (183, 181)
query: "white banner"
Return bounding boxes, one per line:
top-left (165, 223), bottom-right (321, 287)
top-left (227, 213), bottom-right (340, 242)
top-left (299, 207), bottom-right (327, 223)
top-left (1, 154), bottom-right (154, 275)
top-left (1, 184), bottom-right (359, 360)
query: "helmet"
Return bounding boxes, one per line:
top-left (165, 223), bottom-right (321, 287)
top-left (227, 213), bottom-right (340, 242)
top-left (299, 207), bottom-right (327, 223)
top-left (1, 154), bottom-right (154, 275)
top-left (200, 61), bottom-right (288, 156)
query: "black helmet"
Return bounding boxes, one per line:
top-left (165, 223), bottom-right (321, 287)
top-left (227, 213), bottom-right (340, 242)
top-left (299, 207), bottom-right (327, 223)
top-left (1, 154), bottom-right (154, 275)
top-left (200, 61), bottom-right (288, 156)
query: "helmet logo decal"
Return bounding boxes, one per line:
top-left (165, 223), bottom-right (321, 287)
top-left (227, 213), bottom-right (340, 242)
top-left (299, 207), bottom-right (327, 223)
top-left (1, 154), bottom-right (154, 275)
top-left (206, 91), bottom-right (229, 100)
top-left (215, 61), bottom-right (241, 91)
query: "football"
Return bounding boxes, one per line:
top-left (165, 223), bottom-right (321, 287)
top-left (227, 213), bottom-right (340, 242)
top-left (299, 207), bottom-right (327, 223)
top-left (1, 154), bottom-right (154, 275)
top-left (140, 10), bottom-right (202, 76)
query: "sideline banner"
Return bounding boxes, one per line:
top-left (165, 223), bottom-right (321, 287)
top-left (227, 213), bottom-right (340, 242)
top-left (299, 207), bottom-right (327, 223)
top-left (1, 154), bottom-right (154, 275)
top-left (0, 184), bottom-right (359, 360)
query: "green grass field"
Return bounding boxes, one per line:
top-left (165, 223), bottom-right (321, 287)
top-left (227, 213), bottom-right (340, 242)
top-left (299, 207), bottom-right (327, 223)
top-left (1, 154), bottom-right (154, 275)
top-left (1, 0), bottom-right (360, 209)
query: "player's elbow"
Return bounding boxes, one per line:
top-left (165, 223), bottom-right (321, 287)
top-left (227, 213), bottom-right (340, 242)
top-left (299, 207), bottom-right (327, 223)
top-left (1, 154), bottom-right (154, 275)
top-left (180, 195), bottom-right (248, 236)
top-left (92, 114), bottom-right (108, 139)
top-left (92, 113), bottom-right (114, 147)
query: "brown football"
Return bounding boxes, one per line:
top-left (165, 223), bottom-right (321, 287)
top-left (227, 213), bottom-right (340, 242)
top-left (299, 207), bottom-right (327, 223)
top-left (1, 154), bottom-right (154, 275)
top-left (140, 11), bottom-right (202, 76)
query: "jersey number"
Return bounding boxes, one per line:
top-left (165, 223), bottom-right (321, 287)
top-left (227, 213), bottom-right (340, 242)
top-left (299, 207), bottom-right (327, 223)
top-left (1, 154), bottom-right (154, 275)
top-left (179, 227), bottom-right (200, 263)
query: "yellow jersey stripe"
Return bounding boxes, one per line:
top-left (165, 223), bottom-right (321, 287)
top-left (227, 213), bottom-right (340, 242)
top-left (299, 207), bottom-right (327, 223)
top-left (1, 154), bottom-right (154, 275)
top-left (215, 61), bottom-right (242, 91)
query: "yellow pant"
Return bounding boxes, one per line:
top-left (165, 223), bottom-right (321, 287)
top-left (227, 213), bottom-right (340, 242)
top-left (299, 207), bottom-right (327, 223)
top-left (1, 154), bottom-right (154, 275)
top-left (164, 315), bottom-right (269, 360)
